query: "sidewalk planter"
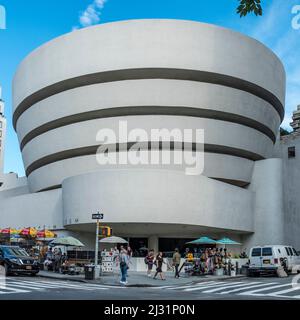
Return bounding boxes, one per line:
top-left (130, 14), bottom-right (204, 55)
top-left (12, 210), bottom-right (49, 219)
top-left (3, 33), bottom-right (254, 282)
top-left (214, 268), bottom-right (224, 276)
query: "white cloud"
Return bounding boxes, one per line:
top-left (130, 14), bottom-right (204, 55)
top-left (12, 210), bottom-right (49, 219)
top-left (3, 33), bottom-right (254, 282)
top-left (250, 0), bottom-right (286, 44)
top-left (245, 0), bottom-right (300, 131)
top-left (76, 0), bottom-right (108, 29)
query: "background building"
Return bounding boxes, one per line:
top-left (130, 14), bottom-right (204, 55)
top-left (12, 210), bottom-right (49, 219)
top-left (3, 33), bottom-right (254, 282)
top-left (0, 20), bottom-right (294, 253)
top-left (290, 105), bottom-right (300, 132)
top-left (0, 86), bottom-right (6, 179)
top-left (273, 115), bottom-right (300, 250)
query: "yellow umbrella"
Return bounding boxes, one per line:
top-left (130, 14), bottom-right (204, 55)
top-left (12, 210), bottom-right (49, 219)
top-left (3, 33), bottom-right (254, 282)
top-left (0, 228), bottom-right (19, 235)
top-left (37, 229), bottom-right (57, 238)
top-left (19, 227), bottom-right (38, 237)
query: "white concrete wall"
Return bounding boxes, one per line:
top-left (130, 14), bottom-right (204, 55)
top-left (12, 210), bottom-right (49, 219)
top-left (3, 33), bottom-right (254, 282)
top-left (245, 159), bottom-right (284, 249)
top-left (0, 189), bottom-right (63, 230)
top-left (62, 169), bottom-right (254, 233)
top-left (13, 20), bottom-right (285, 109)
top-left (28, 152), bottom-right (255, 193)
top-left (0, 173), bottom-right (28, 192)
top-left (274, 134), bottom-right (300, 250)
top-left (0, 97), bottom-right (6, 175)
top-left (17, 80), bottom-right (281, 142)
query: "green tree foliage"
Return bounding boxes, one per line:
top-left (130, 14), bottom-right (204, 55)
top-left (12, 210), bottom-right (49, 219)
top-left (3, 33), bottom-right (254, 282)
top-left (237, 0), bottom-right (263, 17)
top-left (280, 127), bottom-right (291, 137)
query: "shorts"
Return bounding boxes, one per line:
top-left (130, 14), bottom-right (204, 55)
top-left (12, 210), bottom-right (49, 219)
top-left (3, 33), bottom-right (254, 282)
top-left (156, 267), bottom-right (162, 273)
top-left (148, 263), bottom-right (153, 270)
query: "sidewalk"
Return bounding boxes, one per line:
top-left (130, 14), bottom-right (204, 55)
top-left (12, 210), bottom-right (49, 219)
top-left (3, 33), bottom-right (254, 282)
top-left (38, 270), bottom-right (246, 287)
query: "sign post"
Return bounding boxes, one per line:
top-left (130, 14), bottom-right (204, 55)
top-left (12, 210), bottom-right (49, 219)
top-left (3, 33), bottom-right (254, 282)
top-left (92, 212), bottom-right (104, 278)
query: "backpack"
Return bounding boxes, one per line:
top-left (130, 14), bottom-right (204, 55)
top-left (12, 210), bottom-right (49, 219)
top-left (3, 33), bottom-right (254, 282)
top-left (120, 254), bottom-right (127, 267)
top-left (144, 257), bottom-right (148, 265)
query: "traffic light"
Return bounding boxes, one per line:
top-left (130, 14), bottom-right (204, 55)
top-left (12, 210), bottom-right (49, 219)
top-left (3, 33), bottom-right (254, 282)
top-left (98, 226), bottom-right (112, 238)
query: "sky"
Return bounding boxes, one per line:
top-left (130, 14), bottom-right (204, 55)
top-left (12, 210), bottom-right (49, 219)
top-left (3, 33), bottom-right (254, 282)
top-left (0, 0), bottom-right (299, 177)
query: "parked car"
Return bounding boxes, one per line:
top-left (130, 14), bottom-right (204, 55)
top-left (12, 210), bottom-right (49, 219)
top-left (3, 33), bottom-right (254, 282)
top-left (248, 245), bottom-right (300, 276)
top-left (0, 245), bottom-right (40, 276)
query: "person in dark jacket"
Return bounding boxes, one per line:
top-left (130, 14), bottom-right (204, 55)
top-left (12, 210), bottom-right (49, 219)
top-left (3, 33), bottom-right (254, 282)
top-left (153, 252), bottom-right (166, 280)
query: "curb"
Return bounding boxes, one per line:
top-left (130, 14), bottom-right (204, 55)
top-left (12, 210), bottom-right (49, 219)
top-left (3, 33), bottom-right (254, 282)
top-left (38, 274), bottom-right (89, 283)
top-left (38, 272), bottom-right (247, 287)
top-left (191, 274), bottom-right (246, 284)
top-left (38, 274), bottom-right (169, 287)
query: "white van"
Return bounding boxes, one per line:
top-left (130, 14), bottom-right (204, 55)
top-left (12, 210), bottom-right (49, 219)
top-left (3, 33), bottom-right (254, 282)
top-left (248, 245), bottom-right (300, 276)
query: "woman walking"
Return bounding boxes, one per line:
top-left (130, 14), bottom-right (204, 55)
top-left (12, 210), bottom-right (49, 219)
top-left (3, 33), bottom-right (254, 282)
top-left (145, 249), bottom-right (155, 277)
top-left (153, 252), bottom-right (166, 280)
top-left (125, 245), bottom-right (133, 277)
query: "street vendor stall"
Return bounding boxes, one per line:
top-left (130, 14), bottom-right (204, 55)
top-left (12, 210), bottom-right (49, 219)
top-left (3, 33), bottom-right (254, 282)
top-left (0, 228), bottom-right (20, 245)
top-left (99, 236), bottom-right (128, 273)
top-left (182, 236), bottom-right (243, 277)
top-left (49, 236), bottom-right (85, 274)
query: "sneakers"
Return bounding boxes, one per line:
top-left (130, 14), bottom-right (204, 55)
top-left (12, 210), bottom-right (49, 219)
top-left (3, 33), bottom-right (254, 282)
top-left (120, 280), bottom-right (128, 285)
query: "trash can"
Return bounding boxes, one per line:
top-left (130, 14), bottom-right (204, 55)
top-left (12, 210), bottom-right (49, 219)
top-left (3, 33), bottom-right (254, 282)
top-left (84, 265), bottom-right (95, 280)
top-left (241, 264), bottom-right (249, 276)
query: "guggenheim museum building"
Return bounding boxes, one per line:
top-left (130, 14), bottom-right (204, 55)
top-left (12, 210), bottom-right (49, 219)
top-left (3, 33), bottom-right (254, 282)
top-left (0, 19), bottom-right (293, 252)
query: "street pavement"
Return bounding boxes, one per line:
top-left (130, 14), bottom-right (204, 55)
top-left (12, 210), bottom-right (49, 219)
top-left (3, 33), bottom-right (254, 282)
top-left (0, 275), bottom-right (299, 300)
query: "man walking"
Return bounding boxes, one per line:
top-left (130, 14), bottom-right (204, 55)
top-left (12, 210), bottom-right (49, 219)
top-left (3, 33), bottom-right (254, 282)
top-left (172, 248), bottom-right (181, 278)
top-left (119, 248), bottom-right (129, 285)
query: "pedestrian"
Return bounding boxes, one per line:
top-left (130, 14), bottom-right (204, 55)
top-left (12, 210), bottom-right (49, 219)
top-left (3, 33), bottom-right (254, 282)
top-left (145, 249), bottom-right (155, 277)
top-left (61, 252), bottom-right (68, 264)
top-left (61, 253), bottom-right (69, 274)
top-left (125, 246), bottom-right (133, 277)
top-left (153, 252), bottom-right (166, 280)
top-left (172, 248), bottom-right (181, 278)
top-left (53, 248), bottom-right (62, 273)
top-left (119, 248), bottom-right (129, 285)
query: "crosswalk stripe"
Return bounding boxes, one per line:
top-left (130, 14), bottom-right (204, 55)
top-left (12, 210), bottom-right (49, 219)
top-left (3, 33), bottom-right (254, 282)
top-left (7, 280), bottom-right (68, 289)
top-left (6, 280), bottom-right (107, 291)
top-left (266, 286), bottom-right (300, 297)
top-left (151, 285), bottom-right (175, 289)
top-left (3, 282), bottom-right (47, 291)
top-left (6, 280), bottom-right (79, 289)
top-left (0, 285), bottom-right (30, 294)
top-left (7, 281), bottom-right (75, 289)
top-left (218, 282), bottom-right (279, 294)
top-left (239, 283), bottom-right (291, 296)
top-left (25, 280), bottom-right (108, 290)
top-left (167, 281), bottom-right (218, 290)
top-left (202, 282), bottom-right (262, 293)
top-left (183, 281), bottom-right (245, 292)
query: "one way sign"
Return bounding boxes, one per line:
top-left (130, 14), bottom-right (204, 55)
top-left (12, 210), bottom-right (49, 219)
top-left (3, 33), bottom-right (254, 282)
top-left (92, 213), bottom-right (104, 220)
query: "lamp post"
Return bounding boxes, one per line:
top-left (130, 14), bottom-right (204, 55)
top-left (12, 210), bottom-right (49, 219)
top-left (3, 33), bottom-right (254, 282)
top-left (95, 219), bottom-right (100, 267)
top-left (92, 212), bottom-right (104, 277)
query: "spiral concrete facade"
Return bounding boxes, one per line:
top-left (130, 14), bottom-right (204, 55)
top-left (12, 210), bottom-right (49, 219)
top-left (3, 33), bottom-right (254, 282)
top-left (13, 19), bottom-right (284, 193)
top-left (0, 20), bottom-right (287, 251)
